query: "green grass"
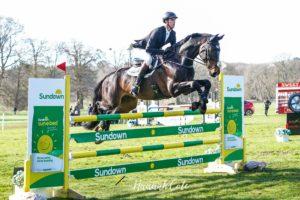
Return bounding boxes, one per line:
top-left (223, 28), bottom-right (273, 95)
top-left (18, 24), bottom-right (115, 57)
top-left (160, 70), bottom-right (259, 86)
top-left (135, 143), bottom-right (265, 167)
top-left (1, 103), bottom-right (300, 199)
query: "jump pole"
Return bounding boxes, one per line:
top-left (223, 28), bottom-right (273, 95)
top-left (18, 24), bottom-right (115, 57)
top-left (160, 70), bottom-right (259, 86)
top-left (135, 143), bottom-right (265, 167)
top-left (22, 73), bottom-right (245, 198)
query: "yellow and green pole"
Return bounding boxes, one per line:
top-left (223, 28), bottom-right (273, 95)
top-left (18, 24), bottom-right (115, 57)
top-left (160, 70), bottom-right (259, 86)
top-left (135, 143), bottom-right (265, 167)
top-left (71, 139), bottom-right (220, 159)
top-left (72, 109), bottom-right (221, 123)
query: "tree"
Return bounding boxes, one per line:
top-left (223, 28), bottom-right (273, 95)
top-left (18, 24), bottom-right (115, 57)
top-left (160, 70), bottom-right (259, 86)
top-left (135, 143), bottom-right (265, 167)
top-left (25, 38), bottom-right (48, 77)
top-left (0, 16), bottom-right (23, 92)
top-left (60, 40), bottom-right (103, 108)
top-left (1, 51), bottom-right (30, 111)
top-left (44, 44), bottom-right (63, 78)
top-left (106, 48), bottom-right (128, 69)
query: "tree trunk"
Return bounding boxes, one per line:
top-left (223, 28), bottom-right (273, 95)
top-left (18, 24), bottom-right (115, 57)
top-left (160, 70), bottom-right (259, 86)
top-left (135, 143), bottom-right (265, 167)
top-left (14, 67), bottom-right (22, 110)
top-left (76, 90), bottom-right (84, 109)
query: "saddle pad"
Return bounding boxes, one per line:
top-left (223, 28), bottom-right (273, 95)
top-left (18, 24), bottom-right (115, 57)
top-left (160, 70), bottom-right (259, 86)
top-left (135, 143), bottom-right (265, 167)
top-left (126, 66), bottom-right (154, 78)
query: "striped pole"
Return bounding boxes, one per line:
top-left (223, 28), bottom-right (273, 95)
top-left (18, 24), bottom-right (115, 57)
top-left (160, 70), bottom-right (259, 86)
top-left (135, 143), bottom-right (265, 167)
top-left (70, 139), bottom-right (220, 159)
top-left (72, 109), bottom-right (221, 123)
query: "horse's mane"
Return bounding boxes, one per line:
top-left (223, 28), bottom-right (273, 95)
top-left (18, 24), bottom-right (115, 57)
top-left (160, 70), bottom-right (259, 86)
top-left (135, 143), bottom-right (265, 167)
top-left (175, 33), bottom-right (202, 47)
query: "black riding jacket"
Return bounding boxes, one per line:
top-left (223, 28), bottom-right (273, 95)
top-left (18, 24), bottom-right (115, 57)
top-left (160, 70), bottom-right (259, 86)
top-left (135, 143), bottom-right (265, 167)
top-left (133, 26), bottom-right (176, 55)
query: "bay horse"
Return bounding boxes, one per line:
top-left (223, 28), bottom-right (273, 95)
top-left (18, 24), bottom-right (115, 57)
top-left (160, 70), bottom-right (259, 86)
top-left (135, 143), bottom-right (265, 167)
top-left (85, 33), bottom-right (223, 131)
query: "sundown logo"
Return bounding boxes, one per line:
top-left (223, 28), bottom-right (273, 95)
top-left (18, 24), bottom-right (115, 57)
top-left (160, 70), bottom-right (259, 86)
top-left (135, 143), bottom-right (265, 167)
top-left (55, 89), bottom-right (62, 95)
top-left (227, 84), bottom-right (242, 92)
top-left (39, 89), bottom-right (64, 100)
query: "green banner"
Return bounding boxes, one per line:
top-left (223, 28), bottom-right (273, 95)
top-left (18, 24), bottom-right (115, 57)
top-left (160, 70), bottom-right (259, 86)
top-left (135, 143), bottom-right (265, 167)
top-left (31, 106), bottom-right (64, 172)
top-left (224, 97), bottom-right (243, 137)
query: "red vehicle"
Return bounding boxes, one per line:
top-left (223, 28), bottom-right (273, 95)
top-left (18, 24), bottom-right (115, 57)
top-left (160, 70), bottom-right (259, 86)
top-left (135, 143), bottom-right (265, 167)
top-left (244, 100), bottom-right (255, 116)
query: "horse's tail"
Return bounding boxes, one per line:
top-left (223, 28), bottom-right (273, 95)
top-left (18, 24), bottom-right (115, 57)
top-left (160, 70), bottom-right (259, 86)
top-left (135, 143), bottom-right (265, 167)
top-left (83, 72), bottom-right (114, 130)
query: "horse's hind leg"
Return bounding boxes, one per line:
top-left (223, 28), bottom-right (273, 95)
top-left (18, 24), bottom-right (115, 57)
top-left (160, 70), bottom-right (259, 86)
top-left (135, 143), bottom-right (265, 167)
top-left (84, 101), bottom-right (103, 130)
top-left (111, 95), bottom-right (138, 114)
top-left (100, 110), bottom-right (111, 131)
top-left (92, 106), bottom-right (112, 132)
top-left (95, 95), bottom-right (138, 133)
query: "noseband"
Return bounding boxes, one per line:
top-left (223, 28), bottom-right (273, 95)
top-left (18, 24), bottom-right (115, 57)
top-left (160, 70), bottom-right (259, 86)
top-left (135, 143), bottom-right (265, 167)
top-left (199, 42), bottom-right (210, 64)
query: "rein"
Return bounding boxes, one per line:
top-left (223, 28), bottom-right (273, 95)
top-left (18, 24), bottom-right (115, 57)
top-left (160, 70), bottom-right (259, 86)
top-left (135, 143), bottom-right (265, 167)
top-left (165, 50), bottom-right (208, 67)
top-left (183, 55), bottom-right (208, 66)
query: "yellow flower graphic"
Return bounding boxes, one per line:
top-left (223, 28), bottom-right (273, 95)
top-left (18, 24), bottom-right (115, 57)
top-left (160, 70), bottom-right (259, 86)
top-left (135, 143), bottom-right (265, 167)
top-left (55, 89), bottom-right (62, 94)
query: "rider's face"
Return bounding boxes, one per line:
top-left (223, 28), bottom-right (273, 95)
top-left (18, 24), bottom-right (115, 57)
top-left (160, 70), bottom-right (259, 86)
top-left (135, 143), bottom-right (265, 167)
top-left (166, 18), bottom-right (176, 30)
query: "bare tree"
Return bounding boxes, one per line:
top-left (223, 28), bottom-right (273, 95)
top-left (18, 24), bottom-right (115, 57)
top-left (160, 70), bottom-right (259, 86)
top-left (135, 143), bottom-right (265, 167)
top-left (1, 50), bottom-right (30, 111)
top-left (25, 38), bottom-right (48, 77)
top-left (106, 48), bottom-right (128, 69)
top-left (0, 16), bottom-right (23, 91)
top-left (44, 44), bottom-right (62, 78)
top-left (60, 40), bottom-right (103, 108)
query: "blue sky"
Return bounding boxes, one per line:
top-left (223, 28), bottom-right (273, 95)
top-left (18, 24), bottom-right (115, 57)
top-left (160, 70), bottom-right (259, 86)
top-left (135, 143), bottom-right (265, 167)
top-left (2, 0), bottom-right (300, 63)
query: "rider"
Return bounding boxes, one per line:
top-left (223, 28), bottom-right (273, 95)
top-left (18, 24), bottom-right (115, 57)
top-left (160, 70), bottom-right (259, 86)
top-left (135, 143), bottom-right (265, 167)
top-left (130, 11), bottom-right (178, 97)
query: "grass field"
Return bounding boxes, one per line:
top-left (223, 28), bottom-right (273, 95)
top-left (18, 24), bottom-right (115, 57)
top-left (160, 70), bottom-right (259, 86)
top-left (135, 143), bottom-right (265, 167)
top-left (1, 103), bottom-right (300, 199)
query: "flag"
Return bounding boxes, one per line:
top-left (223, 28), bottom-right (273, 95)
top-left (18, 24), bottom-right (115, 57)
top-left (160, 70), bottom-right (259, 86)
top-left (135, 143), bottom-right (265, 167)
top-left (57, 62), bottom-right (66, 72)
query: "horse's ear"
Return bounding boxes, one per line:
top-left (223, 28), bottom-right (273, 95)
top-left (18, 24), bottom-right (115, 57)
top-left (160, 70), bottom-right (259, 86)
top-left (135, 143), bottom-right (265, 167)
top-left (218, 34), bottom-right (224, 40)
top-left (210, 34), bottom-right (224, 42)
top-left (209, 35), bottom-right (217, 42)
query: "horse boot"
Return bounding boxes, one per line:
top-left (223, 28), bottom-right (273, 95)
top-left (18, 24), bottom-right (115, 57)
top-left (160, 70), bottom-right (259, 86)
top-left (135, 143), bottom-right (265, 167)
top-left (131, 63), bottom-right (149, 97)
top-left (191, 91), bottom-right (209, 112)
top-left (198, 92), bottom-right (209, 114)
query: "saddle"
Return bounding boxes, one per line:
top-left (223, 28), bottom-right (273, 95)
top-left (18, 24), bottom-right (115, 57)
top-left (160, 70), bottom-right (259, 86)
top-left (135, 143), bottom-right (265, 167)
top-left (127, 57), bottom-right (165, 99)
top-left (127, 56), bottom-right (162, 77)
top-left (132, 56), bottom-right (161, 70)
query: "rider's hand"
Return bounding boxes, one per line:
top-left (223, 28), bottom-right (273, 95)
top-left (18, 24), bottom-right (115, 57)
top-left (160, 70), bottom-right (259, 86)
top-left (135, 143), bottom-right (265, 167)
top-left (163, 47), bottom-right (174, 59)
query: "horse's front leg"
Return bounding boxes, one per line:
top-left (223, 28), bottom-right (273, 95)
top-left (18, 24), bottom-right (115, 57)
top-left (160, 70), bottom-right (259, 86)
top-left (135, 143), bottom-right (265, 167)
top-left (170, 79), bottom-right (211, 113)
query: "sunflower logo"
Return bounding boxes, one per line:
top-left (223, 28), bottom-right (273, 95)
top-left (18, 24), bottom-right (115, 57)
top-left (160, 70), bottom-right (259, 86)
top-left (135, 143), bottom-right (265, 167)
top-left (37, 135), bottom-right (53, 154)
top-left (55, 89), bottom-right (62, 95)
top-left (227, 120), bottom-right (237, 134)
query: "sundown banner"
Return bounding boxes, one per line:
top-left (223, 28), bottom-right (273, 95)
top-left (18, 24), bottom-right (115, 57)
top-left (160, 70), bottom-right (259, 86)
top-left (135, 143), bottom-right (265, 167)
top-left (27, 78), bottom-right (65, 174)
top-left (223, 75), bottom-right (244, 150)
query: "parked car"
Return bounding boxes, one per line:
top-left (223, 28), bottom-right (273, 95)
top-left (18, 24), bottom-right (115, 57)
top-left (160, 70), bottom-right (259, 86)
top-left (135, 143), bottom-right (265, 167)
top-left (244, 100), bottom-right (255, 116)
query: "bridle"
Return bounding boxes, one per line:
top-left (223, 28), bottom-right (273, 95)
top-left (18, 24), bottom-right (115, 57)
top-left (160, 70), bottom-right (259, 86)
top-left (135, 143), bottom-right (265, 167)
top-left (198, 40), bottom-right (220, 71)
top-left (179, 40), bottom-right (219, 68)
top-left (164, 37), bottom-right (220, 69)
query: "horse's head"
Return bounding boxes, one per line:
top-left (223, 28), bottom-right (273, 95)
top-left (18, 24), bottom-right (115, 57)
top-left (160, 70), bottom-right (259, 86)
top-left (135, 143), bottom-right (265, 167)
top-left (177, 33), bottom-right (223, 78)
top-left (199, 34), bottom-right (224, 77)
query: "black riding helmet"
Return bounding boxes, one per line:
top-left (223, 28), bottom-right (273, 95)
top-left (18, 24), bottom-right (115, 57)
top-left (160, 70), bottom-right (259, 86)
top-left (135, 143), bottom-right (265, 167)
top-left (162, 12), bottom-right (178, 23)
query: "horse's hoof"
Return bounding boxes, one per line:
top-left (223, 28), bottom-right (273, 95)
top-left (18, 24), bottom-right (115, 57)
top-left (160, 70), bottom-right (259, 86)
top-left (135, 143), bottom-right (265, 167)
top-left (95, 126), bottom-right (101, 132)
top-left (191, 102), bottom-right (200, 111)
top-left (123, 153), bottom-right (132, 158)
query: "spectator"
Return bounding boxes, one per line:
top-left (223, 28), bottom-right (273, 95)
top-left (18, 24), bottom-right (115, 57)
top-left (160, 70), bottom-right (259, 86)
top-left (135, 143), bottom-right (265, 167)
top-left (74, 105), bottom-right (80, 116)
top-left (13, 107), bottom-right (17, 115)
top-left (264, 97), bottom-right (271, 116)
top-left (88, 104), bottom-right (93, 115)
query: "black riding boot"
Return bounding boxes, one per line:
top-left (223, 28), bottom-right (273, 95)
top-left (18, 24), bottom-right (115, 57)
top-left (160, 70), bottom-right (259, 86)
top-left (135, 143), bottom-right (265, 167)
top-left (131, 63), bottom-right (149, 97)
